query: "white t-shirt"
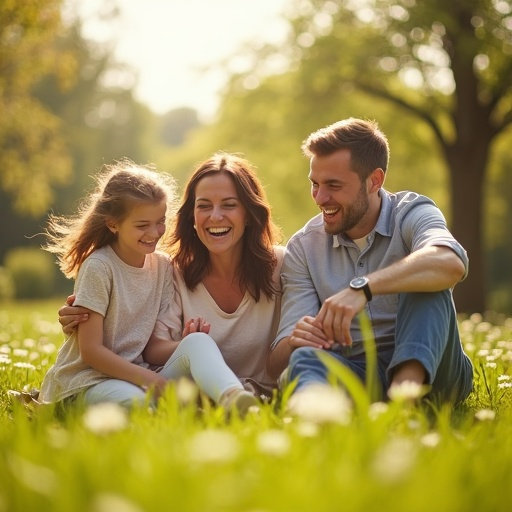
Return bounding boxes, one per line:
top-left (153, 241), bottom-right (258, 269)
top-left (39, 246), bottom-right (173, 403)
top-left (153, 246), bottom-right (284, 389)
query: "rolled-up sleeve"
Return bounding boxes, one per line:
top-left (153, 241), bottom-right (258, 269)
top-left (401, 203), bottom-right (469, 279)
top-left (271, 239), bottom-right (321, 349)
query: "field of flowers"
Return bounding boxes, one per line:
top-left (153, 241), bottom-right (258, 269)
top-left (1, 300), bottom-right (512, 512)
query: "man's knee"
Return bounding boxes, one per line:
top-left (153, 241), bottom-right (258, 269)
top-left (289, 346), bottom-right (319, 367)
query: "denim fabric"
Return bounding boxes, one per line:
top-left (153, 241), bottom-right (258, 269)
top-left (288, 290), bottom-right (473, 404)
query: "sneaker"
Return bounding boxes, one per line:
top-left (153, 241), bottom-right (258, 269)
top-left (219, 388), bottom-right (259, 418)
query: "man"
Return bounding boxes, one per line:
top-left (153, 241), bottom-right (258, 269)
top-left (267, 118), bottom-right (473, 403)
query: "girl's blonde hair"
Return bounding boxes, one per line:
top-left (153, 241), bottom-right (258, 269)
top-left (44, 159), bottom-right (177, 279)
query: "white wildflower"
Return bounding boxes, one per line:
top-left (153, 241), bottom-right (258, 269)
top-left (421, 432), bottom-right (441, 448)
top-left (83, 402), bottom-right (129, 435)
top-left (46, 424), bottom-right (70, 449)
top-left (188, 430), bottom-right (239, 464)
top-left (463, 342), bottom-right (475, 353)
top-left (485, 362), bottom-right (497, 369)
top-left (371, 437), bottom-right (417, 482)
top-left (295, 421), bottom-right (319, 438)
top-left (91, 493), bottom-right (144, 512)
top-left (175, 377), bottom-right (198, 405)
top-left (287, 384), bottom-right (352, 425)
top-left (368, 401), bottom-right (389, 421)
top-left (13, 362), bottom-right (35, 370)
top-left (40, 343), bottom-right (57, 354)
top-left (388, 381), bottom-right (428, 402)
top-left (498, 382), bottom-right (512, 390)
top-left (498, 374), bottom-right (511, 381)
top-left (257, 430), bottom-right (291, 457)
top-left (475, 322), bottom-right (492, 333)
top-left (474, 409), bottom-right (496, 421)
top-left (469, 313), bottom-right (483, 324)
top-left (13, 348), bottom-right (29, 357)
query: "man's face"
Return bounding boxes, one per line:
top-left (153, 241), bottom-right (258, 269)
top-left (308, 149), bottom-right (370, 238)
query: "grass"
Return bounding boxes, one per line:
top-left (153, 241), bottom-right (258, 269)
top-left (1, 299), bottom-right (512, 512)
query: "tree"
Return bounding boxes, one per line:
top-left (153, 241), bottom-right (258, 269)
top-left (242, 0), bottom-right (512, 313)
top-left (0, 0), bottom-right (76, 216)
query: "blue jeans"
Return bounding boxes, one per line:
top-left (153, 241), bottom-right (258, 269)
top-left (287, 290), bottom-right (473, 404)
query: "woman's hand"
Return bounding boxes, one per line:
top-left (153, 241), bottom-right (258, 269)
top-left (58, 294), bottom-right (89, 336)
top-left (182, 317), bottom-right (210, 337)
top-left (59, 295), bottom-right (89, 336)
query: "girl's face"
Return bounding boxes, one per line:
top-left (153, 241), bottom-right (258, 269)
top-left (193, 173), bottom-right (248, 259)
top-left (109, 200), bottom-right (167, 267)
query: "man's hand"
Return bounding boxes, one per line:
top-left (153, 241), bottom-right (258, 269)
top-left (288, 316), bottom-right (331, 350)
top-left (315, 288), bottom-right (367, 347)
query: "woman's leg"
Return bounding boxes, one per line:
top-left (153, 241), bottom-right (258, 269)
top-left (158, 332), bottom-right (244, 403)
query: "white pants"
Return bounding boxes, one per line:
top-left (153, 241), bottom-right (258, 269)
top-left (84, 332), bottom-right (242, 408)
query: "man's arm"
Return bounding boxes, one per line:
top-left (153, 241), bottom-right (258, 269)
top-left (317, 245), bottom-right (466, 345)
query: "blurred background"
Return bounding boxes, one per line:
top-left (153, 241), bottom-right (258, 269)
top-left (1, 0), bottom-right (511, 314)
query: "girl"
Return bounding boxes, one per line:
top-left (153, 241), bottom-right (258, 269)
top-left (40, 159), bottom-right (257, 412)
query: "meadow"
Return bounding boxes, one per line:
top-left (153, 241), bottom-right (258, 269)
top-left (1, 300), bottom-right (512, 512)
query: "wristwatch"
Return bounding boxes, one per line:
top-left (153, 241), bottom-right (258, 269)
top-left (349, 276), bottom-right (372, 302)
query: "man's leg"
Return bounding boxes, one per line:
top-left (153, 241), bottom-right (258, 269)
top-left (388, 290), bottom-right (473, 403)
top-left (287, 347), bottom-right (380, 393)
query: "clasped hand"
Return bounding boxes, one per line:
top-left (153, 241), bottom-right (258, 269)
top-left (288, 287), bottom-right (367, 350)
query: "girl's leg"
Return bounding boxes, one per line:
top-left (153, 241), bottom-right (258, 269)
top-left (158, 332), bottom-right (245, 403)
top-left (84, 379), bottom-right (148, 409)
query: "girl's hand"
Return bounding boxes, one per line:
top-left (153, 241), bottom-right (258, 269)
top-left (182, 317), bottom-right (211, 337)
top-left (141, 370), bottom-right (168, 400)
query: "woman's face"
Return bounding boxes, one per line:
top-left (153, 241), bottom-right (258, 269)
top-left (193, 172), bottom-right (248, 258)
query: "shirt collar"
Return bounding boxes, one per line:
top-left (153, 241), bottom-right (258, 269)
top-left (332, 189), bottom-right (393, 248)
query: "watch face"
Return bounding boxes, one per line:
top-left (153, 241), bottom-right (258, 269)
top-left (352, 277), bottom-right (367, 288)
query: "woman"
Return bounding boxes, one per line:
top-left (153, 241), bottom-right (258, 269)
top-left (58, 153), bottom-right (284, 399)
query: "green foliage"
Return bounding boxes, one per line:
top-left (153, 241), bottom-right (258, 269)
top-left (4, 248), bottom-right (56, 299)
top-left (0, 0), bottom-right (75, 216)
top-left (1, 302), bottom-right (512, 511)
top-left (0, 267), bottom-right (14, 302)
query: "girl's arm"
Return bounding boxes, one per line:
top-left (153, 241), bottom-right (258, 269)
top-left (78, 310), bottom-right (167, 395)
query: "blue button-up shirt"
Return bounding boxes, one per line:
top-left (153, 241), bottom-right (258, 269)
top-left (273, 189), bottom-right (468, 355)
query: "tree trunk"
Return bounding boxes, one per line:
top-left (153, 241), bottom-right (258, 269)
top-left (446, 139), bottom-right (490, 314)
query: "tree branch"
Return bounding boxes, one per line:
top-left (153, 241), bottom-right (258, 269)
top-left (355, 81), bottom-right (447, 148)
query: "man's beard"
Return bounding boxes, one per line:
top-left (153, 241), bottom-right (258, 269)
top-left (323, 184), bottom-right (369, 236)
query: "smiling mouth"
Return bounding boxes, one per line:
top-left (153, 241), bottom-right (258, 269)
top-left (322, 208), bottom-right (340, 217)
top-left (207, 227), bottom-right (231, 237)
top-left (140, 239), bottom-right (157, 246)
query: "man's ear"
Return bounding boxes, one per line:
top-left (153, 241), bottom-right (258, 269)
top-left (368, 168), bottom-right (385, 193)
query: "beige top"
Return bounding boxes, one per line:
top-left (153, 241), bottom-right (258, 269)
top-left (153, 246), bottom-right (284, 389)
top-left (39, 246), bottom-right (174, 403)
